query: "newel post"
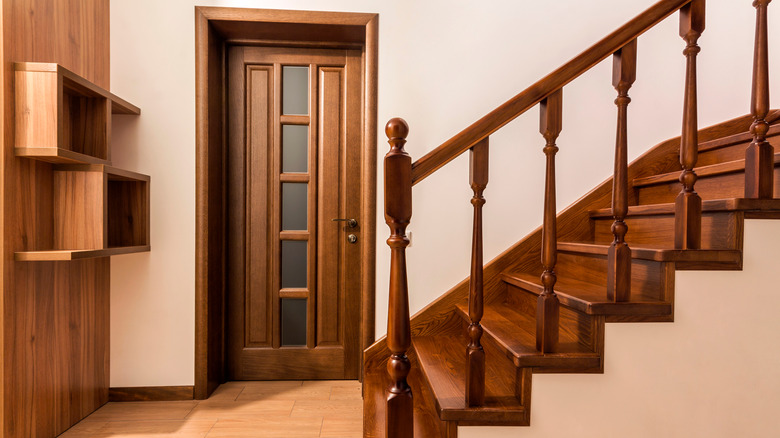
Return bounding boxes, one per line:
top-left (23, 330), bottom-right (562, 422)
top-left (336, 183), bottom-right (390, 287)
top-left (384, 118), bottom-right (414, 438)
top-left (676, 0), bottom-right (705, 250)
top-left (746, 0), bottom-right (774, 198)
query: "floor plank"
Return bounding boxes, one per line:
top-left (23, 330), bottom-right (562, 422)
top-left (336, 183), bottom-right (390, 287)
top-left (205, 418), bottom-right (323, 437)
top-left (320, 416), bottom-right (363, 437)
top-left (61, 419), bottom-right (216, 437)
top-left (85, 401), bottom-right (199, 421)
top-left (237, 383), bottom-right (331, 401)
top-left (186, 400), bottom-right (296, 420)
top-left (290, 399), bottom-right (363, 419)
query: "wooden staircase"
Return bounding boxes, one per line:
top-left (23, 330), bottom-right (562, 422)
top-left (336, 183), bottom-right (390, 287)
top-left (363, 1), bottom-right (778, 436)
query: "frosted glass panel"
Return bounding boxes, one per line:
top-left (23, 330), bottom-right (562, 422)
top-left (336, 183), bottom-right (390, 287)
top-left (281, 298), bottom-right (307, 346)
top-left (282, 183), bottom-right (307, 230)
top-left (282, 125), bottom-right (308, 173)
top-left (281, 240), bottom-right (307, 289)
top-left (283, 66), bottom-right (309, 115)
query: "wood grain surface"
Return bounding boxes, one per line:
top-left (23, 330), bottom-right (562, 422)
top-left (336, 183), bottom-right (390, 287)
top-left (2, 1), bottom-right (113, 436)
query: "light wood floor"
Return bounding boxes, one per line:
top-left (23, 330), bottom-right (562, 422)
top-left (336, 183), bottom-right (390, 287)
top-left (59, 381), bottom-right (363, 437)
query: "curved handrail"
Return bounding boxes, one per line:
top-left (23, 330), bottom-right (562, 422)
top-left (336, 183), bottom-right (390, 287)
top-left (411, 0), bottom-right (693, 185)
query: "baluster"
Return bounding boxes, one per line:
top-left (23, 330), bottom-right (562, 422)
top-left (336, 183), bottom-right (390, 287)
top-left (746, 0), bottom-right (774, 199)
top-left (466, 137), bottom-right (488, 407)
top-left (537, 89), bottom-right (562, 353)
top-left (607, 40), bottom-right (637, 302)
top-left (675, 0), bottom-right (705, 250)
top-left (384, 118), bottom-right (413, 438)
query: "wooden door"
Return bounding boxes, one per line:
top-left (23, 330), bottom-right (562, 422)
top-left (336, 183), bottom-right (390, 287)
top-left (226, 46), bottom-right (363, 380)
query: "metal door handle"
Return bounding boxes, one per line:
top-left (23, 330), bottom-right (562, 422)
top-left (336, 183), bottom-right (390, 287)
top-left (332, 218), bottom-right (358, 228)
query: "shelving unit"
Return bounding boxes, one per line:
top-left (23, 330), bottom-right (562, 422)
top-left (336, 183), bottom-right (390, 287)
top-left (14, 62), bottom-right (140, 165)
top-left (13, 62), bottom-right (150, 261)
top-left (15, 165), bottom-right (150, 261)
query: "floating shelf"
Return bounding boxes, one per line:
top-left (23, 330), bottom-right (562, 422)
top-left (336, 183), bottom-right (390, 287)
top-left (15, 246), bottom-right (151, 262)
top-left (15, 165), bottom-right (151, 261)
top-left (15, 147), bottom-right (111, 165)
top-left (14, 62), bottom-right (140, 165)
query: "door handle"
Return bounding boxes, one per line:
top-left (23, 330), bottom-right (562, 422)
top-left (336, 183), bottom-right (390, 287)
top-left (332, 218), bottom-right (358, 228)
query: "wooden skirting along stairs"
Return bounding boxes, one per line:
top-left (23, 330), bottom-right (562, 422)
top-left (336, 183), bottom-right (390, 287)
top-left (363, 0), bottom-right (778, 436)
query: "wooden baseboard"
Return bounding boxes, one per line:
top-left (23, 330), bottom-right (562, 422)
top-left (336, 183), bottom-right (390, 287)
top-left (109, 385), bottom-right (194, 402)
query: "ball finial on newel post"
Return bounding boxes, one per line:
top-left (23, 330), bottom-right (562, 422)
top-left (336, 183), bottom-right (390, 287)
top-left (385, 117), bottom-right (409, 151)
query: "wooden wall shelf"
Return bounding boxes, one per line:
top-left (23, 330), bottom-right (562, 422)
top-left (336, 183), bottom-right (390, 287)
top-left (15, 146), bottom-right (110, 164)
top-left (15, 246), bottom-right (151, 261)
top-left (13, 63), bottom-right (150, 262)
top-left (15, 164), bottom-right (151, 261)
top-left (14, 62), bottom-right (140, 165)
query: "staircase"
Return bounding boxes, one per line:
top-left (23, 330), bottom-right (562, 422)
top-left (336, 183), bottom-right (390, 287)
top-left (363, 0), bottom-right (778, 437)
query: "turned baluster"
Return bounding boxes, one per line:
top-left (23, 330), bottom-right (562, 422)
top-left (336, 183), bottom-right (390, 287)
top-left (384, 118), bottom-right (413, 438)
top-left (675, 0), bottom-right (705, 250)
top-left (537, 89), bottom-right (562, 353)
top-left (466, 137), bottom-right (489, 407)
top-left (746, 0), bottom-right (774, 199)
top-left (607, 40), bottom-right (637, 302)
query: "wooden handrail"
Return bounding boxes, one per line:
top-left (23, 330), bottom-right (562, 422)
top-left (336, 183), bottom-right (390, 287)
top-left (410, 0), bottom-right (694, 186)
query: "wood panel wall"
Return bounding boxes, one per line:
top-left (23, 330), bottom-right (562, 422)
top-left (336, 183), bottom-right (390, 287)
top-left (1, 0), bottom-right (111, 436)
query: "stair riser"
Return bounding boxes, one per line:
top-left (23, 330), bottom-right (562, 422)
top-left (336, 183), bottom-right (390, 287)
top-left (554, 252), bottom-right (673, 301)
top-left (593, 211), bottom-right (743, 249)
top-left (697, 134), bottom-right (780, 167)
top-left (504, 284), bottom-right (600, 354)
top-left (635, 167), bottom-right (780, 205)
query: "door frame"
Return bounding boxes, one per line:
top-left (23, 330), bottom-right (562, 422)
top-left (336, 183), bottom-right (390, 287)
top-left (194, 7), bottom-right (378, 399)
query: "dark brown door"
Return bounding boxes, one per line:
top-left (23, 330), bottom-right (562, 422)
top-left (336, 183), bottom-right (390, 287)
top-left (226, 46), bottom-right (363, 380)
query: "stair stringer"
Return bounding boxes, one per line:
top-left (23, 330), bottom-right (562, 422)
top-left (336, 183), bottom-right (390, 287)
top-left (458, 219), bottom-right (780, 437)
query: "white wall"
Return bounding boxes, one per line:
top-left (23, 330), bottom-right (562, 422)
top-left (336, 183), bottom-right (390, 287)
top-left (461, 220), bottom-right (780, 437)
top-left (109, 0), bottom-right (779, 396)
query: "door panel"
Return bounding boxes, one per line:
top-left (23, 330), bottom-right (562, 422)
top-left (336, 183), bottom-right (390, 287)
top-left (317, 67), bottom-right (343, 348)
top-left (246, 66), bottom-right (272, 349)
top-left (226, 46), bottom-right (362, 380)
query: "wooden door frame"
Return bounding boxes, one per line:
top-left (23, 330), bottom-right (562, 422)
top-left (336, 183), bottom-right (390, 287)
top-left (194, 7), bottom-right (378, 399)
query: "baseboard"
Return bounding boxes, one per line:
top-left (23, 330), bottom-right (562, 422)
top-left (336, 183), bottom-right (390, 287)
top-left (109, 385), bottom-right (194, 402)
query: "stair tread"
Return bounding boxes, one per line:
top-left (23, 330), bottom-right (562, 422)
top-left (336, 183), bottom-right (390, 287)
top-left (558, 241), bottom-right (742, 264)
top-left (413, 335), bottom-right (528, 424)
top-left (455, 301), bottom-right (601, 369)
top-left (632, 152), bottom-right (779, 187)
top-left (590, 198), bottom-right (780, 218)
top-left (501, 271), bottom-right (672, 316)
